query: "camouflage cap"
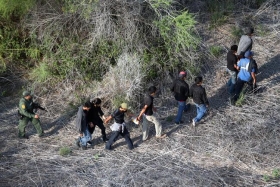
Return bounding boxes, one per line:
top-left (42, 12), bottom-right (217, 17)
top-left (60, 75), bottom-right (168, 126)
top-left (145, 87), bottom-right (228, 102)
top-left (22, 91), bottom-right (31, 97)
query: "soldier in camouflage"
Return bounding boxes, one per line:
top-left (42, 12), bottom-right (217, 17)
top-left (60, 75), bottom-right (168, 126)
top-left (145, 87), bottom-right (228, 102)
top-left (18, 91), bottom-right (44, 139)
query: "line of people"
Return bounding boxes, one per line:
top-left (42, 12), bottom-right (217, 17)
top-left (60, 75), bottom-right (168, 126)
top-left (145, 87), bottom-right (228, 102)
top-left (75, 86), bottom-right (167, 151)
top-left (21, 30), bottom-right (251, 149)
top-left (75, 74), bottom-right (209, 151)
top-left (226, 27), bottom-right (259, 105)
top-left (16, 27), bottom-right (259, 151)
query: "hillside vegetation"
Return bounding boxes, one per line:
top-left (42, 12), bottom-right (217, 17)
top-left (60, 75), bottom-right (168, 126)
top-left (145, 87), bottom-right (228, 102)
top-left (0, 0), bottom-right (280, 186)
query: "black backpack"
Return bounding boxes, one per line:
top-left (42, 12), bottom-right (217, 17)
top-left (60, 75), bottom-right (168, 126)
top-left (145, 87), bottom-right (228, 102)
top-left (248, 59), bottom-right (259, 74)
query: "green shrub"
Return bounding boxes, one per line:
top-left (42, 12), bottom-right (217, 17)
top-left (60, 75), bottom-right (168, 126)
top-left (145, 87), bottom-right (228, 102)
top-left (209, 46), bottom-right (222, 57)
top-left (0, 57), bottom-right (6, 73)
top-left (111, 95), bottom-right (129, 109)
top-left (206, 0), bottom-right (234, 28)
top-left (94, 153), bottom-right (100, 160)
top-left (263, 174), bottom-right (270, 182)
top-left (272, 168), bottom-right (280, 179)
top-left (256, 24), bottom-right (269, 37)
top-left (30, 63), bottom-right (51, 82)
top-left (0, 0), bottom-right (35, 19)
top-left (235, 90), bottom-right (245, 106)
top-left (230, 26), bottom-right (243, 42)
top-left (150, 0), bottom-right (172, 9)
top-left (0, 26), bottom-right (22, 61)
top-left (262, 168), bottom-right (280, 183)
top-left (0, 0), bottom-right (36, 75)
top-left (210, 12), bottom-right (228, 28)
top-left (59, 147), bottom-right (71, 156)
top-left (154, 11), bottom-right (198, 53)
top-left (153, 10), bottom-right (199, 74)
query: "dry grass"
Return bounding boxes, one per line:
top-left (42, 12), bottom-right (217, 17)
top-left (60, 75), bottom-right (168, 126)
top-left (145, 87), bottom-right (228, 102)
top-left (1, 1), bottom-right (280, 187)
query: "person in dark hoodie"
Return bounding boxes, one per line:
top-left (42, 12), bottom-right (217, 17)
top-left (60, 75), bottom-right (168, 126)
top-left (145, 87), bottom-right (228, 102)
top-left (87, 98), bottom-right (108, 144)
top-left (189, 76), bottom-right (209, 127)
top-left (170, 71), bottom-right (190, 124)
top-left (75, 101), bottom-right (92, 150)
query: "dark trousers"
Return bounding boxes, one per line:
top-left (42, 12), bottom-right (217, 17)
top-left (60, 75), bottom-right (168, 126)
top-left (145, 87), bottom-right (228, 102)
top-left (105, 127), bottom-right (133, 150)
top-left (88, 122), bottom-right (107, 139)
top-left (233, 78), bottom-right (253, 102)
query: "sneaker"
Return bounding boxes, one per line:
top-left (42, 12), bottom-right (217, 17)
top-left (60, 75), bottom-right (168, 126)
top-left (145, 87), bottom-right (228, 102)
top-left (175, 120), bottom-right (184, 125)
top-left (81, 146), bottom-right (87, 150)
top-left (156, 134), bottom-right (167, 139)
top-left (87, 141), bottom-right (92, 145)
top-left (75, 138), bottom-right (81, 147)
top-left (87, 141), bottom-right (94, 148)
top-left (192, 119), bottom-right (196, 127)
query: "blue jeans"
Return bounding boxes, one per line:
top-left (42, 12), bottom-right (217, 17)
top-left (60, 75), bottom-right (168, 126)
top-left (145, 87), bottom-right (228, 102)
top-left (175, 101), bottom-right (190, 123)
top-left (193, 103), bottom-right (207, 123)
top-left (227, 69), bottom-right (237, 94)
top-left (79, 128), bottom-right (92, 146)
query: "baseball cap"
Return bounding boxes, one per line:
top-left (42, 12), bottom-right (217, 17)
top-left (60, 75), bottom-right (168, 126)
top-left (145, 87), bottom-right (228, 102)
top-left (121, 103), bottom-right (128, 109)
top-left (22, 91), bottom-right (31, 97)
top-left (244, 51), bottom-right (254, 58)
top-left (179, 71), bottom-right (187, 78)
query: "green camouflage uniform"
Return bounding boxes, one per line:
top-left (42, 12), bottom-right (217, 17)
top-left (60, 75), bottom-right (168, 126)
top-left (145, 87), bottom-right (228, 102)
top-left (18, 97), bottom-right (43, 137)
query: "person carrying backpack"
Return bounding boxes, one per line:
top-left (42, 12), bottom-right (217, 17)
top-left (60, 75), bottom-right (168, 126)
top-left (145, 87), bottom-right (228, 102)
top-left (232, 51), bottom-right (257, 105)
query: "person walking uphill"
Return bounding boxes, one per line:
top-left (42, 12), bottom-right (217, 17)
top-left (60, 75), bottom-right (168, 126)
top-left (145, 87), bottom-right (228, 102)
top-left (104, 103), bottom-right (134, 150)
top-left (227, 45), bottom-right (239, 95)
top-left (88, 98), bottom-right (108, 143)
top-left (170, 71), bottom-right (190, 124)
top-left (232, 51), bottom-right (257, 105)
top-left (18, 91), bottom-right (44, 139)
top-left (76, 101), bottom-right (92, 150)
top-left (189, 77), bottom-right (209, 127)
top-left (237, 27), bottom-right (254, 58)
top-left (136, 86), bottom-right (166, 141)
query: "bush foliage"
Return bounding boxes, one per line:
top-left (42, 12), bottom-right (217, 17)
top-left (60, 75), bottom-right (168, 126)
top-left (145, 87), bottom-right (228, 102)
top-left (0, 0), bottom-right (197, 108)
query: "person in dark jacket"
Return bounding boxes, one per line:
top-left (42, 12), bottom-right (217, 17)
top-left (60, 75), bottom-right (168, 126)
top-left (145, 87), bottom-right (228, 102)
top-left (104, 103), bottom-right (134, 150)
top-left (189, 76), bottom-right (209, 127)
top-left (18, 91), bottom-right (44, 139)
top-left (170, 71), bottom-right (190, 124)
top-left (76, 101), bottom-right (92, 150)
top-left (87, 98), bottom-right (108, 144)
top-left (227, 45), bottom-right (239, 94)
